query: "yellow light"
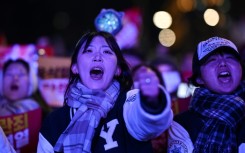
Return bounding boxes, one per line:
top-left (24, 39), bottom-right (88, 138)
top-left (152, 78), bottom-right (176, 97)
top-left (158, 29), bottom-right (176, 47)
top-left (177, 0), bottom-right (195, 12)
top-left (204, 8), bottom-right (219, 26)
top-left (38, 49), bottom-right (46, 56)
top-left (153, 11), bottom-right (172, 29)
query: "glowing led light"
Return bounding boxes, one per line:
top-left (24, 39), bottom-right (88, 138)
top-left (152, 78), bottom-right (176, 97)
top-left (94, 9), bottom-right (124, 35)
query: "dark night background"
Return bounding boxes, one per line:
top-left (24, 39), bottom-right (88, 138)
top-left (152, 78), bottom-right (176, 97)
top-left (1, 0), bottom-right (245, 58)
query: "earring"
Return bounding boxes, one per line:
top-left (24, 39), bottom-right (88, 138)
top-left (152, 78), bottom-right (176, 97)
top-left (71, 65), bottom-right (78, 74)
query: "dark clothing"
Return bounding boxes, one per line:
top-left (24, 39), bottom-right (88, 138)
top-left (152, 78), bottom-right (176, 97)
top-left (40, 91), bottom-right (153, 153)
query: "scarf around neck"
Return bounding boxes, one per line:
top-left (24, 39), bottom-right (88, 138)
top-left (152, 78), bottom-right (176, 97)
top-left (54, 80), bottom-right (120, 153)
top-left (0, 98), bottom-right (40, 116)
top-left (190, 85), bottom-right (245, 153)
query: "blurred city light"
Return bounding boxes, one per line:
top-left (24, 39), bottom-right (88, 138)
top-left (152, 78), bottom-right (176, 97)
top-left (153, 11), bottom-right (172, 29)
top-left (204, 8), bottom-right (220, 26)
top-left (158, 29), bottom-right (176, 47)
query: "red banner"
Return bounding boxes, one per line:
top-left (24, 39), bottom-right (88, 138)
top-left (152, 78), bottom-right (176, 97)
top-left (0, 108), bottom-right (42, 153)
top-left (38, 56), bottom-right (70, 107)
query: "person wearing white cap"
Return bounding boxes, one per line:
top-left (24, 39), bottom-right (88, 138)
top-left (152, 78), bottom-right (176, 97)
top-left (167, 36), bottom-right (245, 153)
top-left (0, 59), bottom-right (40, 116)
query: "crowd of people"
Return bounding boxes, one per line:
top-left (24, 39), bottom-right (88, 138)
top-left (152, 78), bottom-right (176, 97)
top-left (0, 14), bottom-right (245, 153)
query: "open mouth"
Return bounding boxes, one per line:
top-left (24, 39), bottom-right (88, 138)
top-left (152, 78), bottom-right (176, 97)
top-left (10, 84), bottom-right (19, 91)
top-left (218, 71), bottom-right (231, 82)
top-left (218, 71), bottom-right (230, 78)
top-left (90, 67), bottom-right (104, 80)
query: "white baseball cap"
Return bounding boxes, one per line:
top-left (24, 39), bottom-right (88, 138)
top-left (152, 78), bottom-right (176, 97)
top-left (197, 36), bottom-right (239, 61)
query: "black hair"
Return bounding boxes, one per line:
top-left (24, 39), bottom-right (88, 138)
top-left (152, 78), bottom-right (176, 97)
top-left (150, 55), bottom-right (179, 72)
top-left (131, 63), bottom-right (165, 87)
top-left (65, 31), bottom-right (133, 96)
top-left (3, 59), bottom-right (30, 74)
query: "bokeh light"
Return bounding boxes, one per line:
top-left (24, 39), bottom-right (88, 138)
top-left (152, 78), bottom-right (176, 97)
top-left (158, 29), bottom-right (176, 47)
top-left (204, 8), bottom-right (220, 26)
top-left (176, 0), bottom-right (196, 13)
top-left (153, 11), bottom-right (172, 29)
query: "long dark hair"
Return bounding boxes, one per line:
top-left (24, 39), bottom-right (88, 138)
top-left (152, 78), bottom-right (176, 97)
top-left (65, 31), bottom-right (133, 96)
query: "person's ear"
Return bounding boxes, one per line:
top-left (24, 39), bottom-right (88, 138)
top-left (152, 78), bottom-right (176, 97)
top-left (71, 64), bottom-right (78, 74)
top-left (115, 67), bottom-right (121, 76)
top-left (196, 77), bottom-right (204, 85)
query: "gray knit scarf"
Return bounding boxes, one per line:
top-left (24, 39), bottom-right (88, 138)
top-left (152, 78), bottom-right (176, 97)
top-left (54, 80), bottom-right (120, 153)
top-left (190, 84), bottom-right (245, 153)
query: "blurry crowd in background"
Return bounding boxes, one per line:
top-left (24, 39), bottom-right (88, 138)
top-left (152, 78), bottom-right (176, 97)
top-left (0, 3), bottom-right (245, 153)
